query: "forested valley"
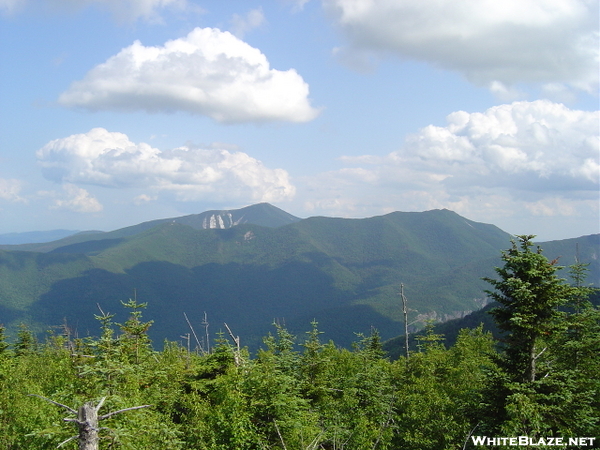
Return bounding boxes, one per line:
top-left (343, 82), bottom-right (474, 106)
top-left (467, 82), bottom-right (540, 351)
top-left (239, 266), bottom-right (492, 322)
top-left (0, 236), bottom-right (598, 449)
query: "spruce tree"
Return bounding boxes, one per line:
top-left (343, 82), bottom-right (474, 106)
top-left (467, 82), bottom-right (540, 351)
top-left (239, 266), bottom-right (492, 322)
top-left (482, 235), bottom-right (599, 438)
top-left (484, 235), bottom-right (573, 383)
top-left (14, 323), bottom-right (36, 357)
top-left (0, 324), bottom-right (9, 356)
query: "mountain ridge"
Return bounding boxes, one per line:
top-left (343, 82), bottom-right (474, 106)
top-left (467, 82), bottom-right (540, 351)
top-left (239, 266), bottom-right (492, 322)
top-left (0, 203), bottom-right (299, 252)
top-left (0, 203), bottom-right (597, 349)
top-left (0, 229), bottom-right (82, 245)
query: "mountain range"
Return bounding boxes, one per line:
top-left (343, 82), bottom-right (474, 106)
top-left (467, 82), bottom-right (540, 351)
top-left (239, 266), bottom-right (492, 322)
top-left (0, 229), bottom-right (81, 245)
top-left (0, 203), bottom-right (597, 349)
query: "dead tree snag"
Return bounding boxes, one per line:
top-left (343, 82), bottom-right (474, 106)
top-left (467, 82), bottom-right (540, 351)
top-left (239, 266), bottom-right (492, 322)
top-left (30, 395), bottom-right (151, 450)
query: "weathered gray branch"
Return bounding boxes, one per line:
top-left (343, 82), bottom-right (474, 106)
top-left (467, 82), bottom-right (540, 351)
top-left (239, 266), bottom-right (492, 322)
top-left (400, 283), bottom-right (410, 360)
top-left (57, 434), bottom-right (78, 448)
top-left (462, 421), bottom-right (480, 450)
top-left (94, 397), bottom-right (106, 413)
top-left (184, 312), bottom-right (204, 354)
top-left (28, 394), bottom-right (77, 415)
top-left (99, 404), bottom-right (152, 421)
top-left (224, 322), bottom-right (242, 366)
top-left (533, 346), bottom-right (547, 361)
top-left (273, 419), bottom-right (288, 450)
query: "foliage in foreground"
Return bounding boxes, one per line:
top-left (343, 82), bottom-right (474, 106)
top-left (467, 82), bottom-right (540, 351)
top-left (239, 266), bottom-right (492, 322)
top-left (0, 236), bottom-right (598, 449)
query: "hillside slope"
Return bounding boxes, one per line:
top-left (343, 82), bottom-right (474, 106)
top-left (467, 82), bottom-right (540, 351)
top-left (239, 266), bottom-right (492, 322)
top-left (0, 205), bottom-right (596, 349)
top-left (0, 203), bottom-right (299, 253)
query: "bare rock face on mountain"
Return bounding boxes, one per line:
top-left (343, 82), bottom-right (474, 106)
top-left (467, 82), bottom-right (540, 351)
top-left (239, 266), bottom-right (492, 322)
top-left (178, 203), bottom-right (301, 230)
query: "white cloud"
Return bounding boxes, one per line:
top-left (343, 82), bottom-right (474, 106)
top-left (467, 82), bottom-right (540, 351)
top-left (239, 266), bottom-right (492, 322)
top-left (0, 178), bottom-right (25, 202)
top-left (2, 0), bottom-right (186, 21)
top-left (230, 7), bottom-right (266, 38)
top-left (36, 128), bottom-right (296, 203)
top-left (489, 81), bottom-right (527, 102)
top-left (299, 100), bottom-right (599, 236)
top-left (525, 197), bottom-right (576, 217)
top-left (133, 193), bottom-right (157, 204)
top-left (324, 0), bottom-right (599, 92)
top-left (58, 27), bottom-right (320, 123)
top-left (541, 83), bottom-right (579, 104)
top-left (346, 100), bottom-right (599, 193)
top-left (50, 184), bottom-right (103, 213)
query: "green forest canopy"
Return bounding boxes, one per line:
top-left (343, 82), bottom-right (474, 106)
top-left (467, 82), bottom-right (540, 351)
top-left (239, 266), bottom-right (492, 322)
top-left (0, 236), bottom-right (598, 449)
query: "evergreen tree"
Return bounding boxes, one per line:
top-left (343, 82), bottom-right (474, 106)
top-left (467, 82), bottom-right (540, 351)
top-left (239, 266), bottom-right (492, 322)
top-left (118, 298), bottom-right (154, 365)
top-left (483, 235), bottom-right (574, 383)
top-left (481, 235), bottom-right (600, 439)
top-left (14, 323), bottom-right (37, 357)
top-left (0, 324), bottom-right (9, 356)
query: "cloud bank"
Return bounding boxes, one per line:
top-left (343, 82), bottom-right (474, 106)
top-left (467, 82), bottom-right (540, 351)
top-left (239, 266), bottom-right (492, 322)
top-left (58, 27), bottom-right (320, 123)
top-left (324, 0), bottom-right (599, 92)
top-left (36, 128), bottom-right (296, 203)
top-left (393, 100), bottom-right (599, 192)
top-left (305, 100), bottom-right (599, 222)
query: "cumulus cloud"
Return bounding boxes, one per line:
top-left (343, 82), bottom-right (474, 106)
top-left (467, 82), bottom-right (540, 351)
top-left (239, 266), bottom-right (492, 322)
top-left (50, 184), bottom-right (103, 213)
top-left (343, 100), bottom-right (599, 192)
top-left (0, 178), bottom-right (25, 202)
top-left (58, 27), bottom-right (320, 123)
top-left (324, 0), bottom-right (599, 92)
top-left (300, 100), bottom-right (598, 233)
top-left (36, 128), bottom-right (296, 203)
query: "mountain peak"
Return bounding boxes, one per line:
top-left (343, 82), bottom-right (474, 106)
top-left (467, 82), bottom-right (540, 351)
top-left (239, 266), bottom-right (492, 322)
top-left (173, 203), bottom-right (301, 230)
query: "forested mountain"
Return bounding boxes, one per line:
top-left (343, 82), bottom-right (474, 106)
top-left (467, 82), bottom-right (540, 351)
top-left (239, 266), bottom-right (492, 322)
top-left (1, 237), bottom-right (598, 449)
top-left (0, 229), bottom-right (80, 245)
top-left (0, 203), bottom-right (597, 349)
top-left (0, 203), bottom-right (299, 253)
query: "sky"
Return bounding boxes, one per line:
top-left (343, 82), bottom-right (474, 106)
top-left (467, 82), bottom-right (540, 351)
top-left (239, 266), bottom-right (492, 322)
top-left (0, 0), bottom-right (598, 241)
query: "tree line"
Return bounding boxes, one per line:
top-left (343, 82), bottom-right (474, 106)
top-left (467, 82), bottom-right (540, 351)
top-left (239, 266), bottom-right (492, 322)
top-left (0, 235), bottom-right (598, 449)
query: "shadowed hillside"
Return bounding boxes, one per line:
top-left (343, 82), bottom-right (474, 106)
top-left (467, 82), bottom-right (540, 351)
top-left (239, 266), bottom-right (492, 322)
top-left (0, 204), bottom-right (597, 349)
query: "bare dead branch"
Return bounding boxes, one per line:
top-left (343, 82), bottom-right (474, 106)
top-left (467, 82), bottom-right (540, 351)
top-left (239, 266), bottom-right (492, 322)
top-left (462, 422), bottom-right (481, 450)
top-left (184, 312), bottom-right (203, 353)
top-left (29, 394), bottom-right (77, 415)
top-left (96, 303), bottom-right (107, 317)
top-left (273, 419), bottom-right (288, 450)
top-left (533, 347), bottom-right (548, 361)
top-left (306, 432), bottom-right (325, 450)
top-left (99, 404), bottom-right (152, 421)
top-left (201, 311), bottom-right (210, 353)
top-left (223, 322), bottom-right (240, 348)
top-left (57, 434), bottom-right (78, 448)
top-left (94, 397), bottom-right (106, 413)
top-left (401, 283), bottom-right (410, 360)
top-left (224, 322), bottom-right (242, 366)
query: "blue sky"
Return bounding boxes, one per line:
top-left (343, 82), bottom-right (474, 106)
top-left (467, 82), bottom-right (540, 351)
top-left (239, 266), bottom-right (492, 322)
top-left (0, 0), bottom-right (598, 241)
